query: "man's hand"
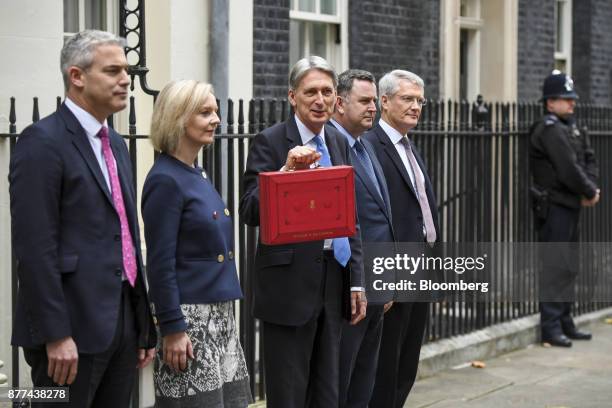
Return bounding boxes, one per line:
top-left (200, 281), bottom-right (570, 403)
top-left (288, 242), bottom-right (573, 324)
top-left (350, 290), bottom-right (367, 325)
top-left (162, 331), bottom-right (194, 372)
top-left (137, 348), bottom-right (156, 369)
top-left (383, 301), bottom-right (394, 313)
top-left (581, 189), bottom-right (601, 207)
top-left (283, 146), bottom-right (321, 171)
top-left (46, 336), bottom-right (78, 385)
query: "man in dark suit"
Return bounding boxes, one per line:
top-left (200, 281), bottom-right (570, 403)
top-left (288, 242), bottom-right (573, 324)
top-left (329, 69), bottom-right (396, 408)
top-left (9, 30), bottom-right (156, 407)
top-left (364, 70), bottom-right (440, 408)
top-left (239, 56), bottom-right (366, 408)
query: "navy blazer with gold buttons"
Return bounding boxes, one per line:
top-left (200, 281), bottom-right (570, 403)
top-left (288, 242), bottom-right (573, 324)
top-left (142, 153), bottom-right (243, 336)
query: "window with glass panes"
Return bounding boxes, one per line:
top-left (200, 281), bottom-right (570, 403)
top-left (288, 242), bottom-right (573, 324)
top-left (289, 0), bottom-right (345, 70)
top-left (63, 0), bottom-right (116, 42)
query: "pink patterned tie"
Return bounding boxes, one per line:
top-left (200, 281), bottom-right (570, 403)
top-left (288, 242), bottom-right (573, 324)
top-left (401, 137), bottom-right (437, 243)
top-left (99, 126), bottom-right (137, 287)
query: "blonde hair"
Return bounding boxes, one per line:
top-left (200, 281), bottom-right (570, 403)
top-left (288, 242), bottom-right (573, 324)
top-left (150, 80), bottom-right (215, 153)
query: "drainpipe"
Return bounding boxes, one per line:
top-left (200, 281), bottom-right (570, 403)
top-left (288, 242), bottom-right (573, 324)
top-left (210, 0), bottom-right (229, 197)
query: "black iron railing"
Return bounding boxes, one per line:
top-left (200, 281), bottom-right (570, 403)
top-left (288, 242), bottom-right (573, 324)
top-left (2, 96), bottom-right (612, 402)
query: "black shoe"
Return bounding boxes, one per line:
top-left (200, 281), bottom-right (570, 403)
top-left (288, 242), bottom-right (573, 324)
top-left (565, 330), bottom-right (592, 340)
top-left (543, 334), bottom-right (572, 347)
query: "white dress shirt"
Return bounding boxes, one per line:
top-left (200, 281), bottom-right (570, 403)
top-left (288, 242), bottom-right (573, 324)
top-left (378, 118), bottom-right (424, 189)
top-left (379, 119), bottom-right (427, 239)
top-left (64, 97), bottom-right (113, 192)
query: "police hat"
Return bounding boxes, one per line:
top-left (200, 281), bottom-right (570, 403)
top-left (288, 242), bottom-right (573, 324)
top-left (542, 70), bottom-right (578, 100)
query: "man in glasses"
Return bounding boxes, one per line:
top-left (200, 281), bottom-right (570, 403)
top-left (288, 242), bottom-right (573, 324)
top-left (364, 69), bottom-right (439, 408)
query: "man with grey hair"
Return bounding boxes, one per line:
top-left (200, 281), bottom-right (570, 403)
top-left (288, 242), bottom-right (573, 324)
top-left (10, 30), bottom-right (156, 406)
top-left (330, 69), bottom-right (396, 407)
top-left (240, 56), bottom-right (365, 407)
top-left (364, 69), bottom-right (440, 407)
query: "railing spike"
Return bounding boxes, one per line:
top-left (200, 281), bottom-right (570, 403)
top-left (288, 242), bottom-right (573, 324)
top-left (238, 99), bottom-right (245, 134)
top-left (32, 97), bottom-right (40, 123)
top-left (227, 98), bottom-right (235, 135)
top-left (9, 97), bottom-right (16, 134)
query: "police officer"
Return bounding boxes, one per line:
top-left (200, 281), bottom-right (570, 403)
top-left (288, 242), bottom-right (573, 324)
top-left (529, 70), bottom-right (600, 347)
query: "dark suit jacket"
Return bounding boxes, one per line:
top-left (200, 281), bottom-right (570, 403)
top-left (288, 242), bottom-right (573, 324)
top-left (9, 103), bottom-right (156, 354)
top-left (330, 122), bottom-right (397, 304)
top-left (239, 115), bottom-right (363, 326)
top-left (363, 123), bottom-right (440, 242)
top-left (142, 153), bottom-right (243, 337)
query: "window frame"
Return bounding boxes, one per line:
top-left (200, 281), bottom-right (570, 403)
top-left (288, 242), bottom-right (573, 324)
top-left (63, 0), bottom-right (117, 41)
top-left (554, 0), bottom-right (572, 75)
top-left (457, 0), bottom-right (483, 101)
top-left (289, 0), bottom-right (347, 71)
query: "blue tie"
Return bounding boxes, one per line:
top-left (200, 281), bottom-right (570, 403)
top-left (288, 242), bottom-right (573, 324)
top-left (313, 135), bottom-right (351, 267)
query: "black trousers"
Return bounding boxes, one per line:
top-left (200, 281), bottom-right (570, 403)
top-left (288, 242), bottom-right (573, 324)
top-left (538, 203), bottom-right (580, 339)
top-left (24, 282), bottom-right (138, 408)
top-left (369, 301), bottom-right (428, 408)
top-left (262, 251), bottom-right (343, 408)
top-left (339, 304), bottom-right (384, 408)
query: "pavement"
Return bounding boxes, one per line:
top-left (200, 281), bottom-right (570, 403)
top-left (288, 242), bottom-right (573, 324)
top-left (406, 314), bottom-right (612, 408)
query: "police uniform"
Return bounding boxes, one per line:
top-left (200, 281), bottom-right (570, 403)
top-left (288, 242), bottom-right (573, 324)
top-left (529, 71), bottom-right (599, 347)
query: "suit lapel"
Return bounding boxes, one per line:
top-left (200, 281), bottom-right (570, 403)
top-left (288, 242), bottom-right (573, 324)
top-left (324, 125), bottom-right (344, 166)
top-left (349, 147), bottom-right (388, 216)
top-left (61, 105), bottom-right (114, 206)
top-left (285, 115), bottom-right (303, 149)
top-left (363, 139), bottom-right (393, 222)
top-left (375, 125), bottom-right (418, 199)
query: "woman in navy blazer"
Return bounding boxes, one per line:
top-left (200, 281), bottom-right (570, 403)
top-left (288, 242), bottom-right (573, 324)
top-left (142, 80), bottom-right (251, 407)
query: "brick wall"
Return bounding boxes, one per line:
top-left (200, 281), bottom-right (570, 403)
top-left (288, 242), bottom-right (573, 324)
top-left (348, 0), bottom-right (440, 98)
top-left (573, 0), bottom-right (612, 104)
top-left (517, 0), bottom-right (555, 101)
top-left (252, 0), bottom-right (290, 99)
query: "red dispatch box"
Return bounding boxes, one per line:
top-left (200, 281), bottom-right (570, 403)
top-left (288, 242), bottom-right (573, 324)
top-left (259, 165), bottom-right (356, 245)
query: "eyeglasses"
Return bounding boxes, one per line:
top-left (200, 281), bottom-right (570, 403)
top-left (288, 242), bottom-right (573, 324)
top-left (398, 96), bottom-right (428, 107)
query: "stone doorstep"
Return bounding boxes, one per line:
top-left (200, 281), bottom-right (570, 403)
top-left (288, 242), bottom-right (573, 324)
top-left (416, 306), bottom-right (612, 380)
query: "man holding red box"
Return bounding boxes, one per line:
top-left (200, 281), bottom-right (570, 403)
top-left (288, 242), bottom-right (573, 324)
top-left (240, 56), bottom-right (365, 408)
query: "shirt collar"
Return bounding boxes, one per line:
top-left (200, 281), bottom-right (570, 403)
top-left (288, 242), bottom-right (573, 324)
top-left (65, 97), bottom-right (108, 137)
top-left (294, 114), bottom-right (325, 146)
top-left (329, 118), bottom-right (358, 148)
top-left (379, 118), bottom-right (408, 145)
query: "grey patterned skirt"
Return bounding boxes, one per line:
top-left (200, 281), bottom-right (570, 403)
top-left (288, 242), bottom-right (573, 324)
top-left (153, 302), bottom-right (252, 407)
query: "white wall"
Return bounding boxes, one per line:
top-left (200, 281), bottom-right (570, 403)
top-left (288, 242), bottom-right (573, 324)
top-left (228, 0), bottom-right (253, 103)
top-left (480, 0), bottom-right (518, 101)
top-left (0, 0), bottom-right (65, 387)
top-left (0, 0), bottom-right (64, 132)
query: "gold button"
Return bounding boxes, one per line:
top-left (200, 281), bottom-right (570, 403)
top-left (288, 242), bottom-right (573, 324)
top-left (217, 254), bottom-right (225, 263)
top-left (224, 208), bottom-right (230, 216)
top-left (228, 251), bottom-right (234, 259)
